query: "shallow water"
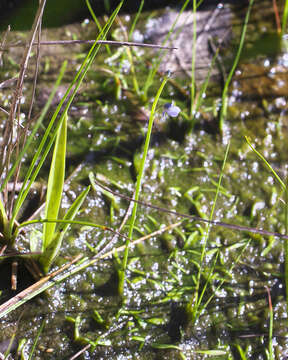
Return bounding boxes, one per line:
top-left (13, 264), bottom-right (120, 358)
top-left (0, 1), bottom-right (288, 359)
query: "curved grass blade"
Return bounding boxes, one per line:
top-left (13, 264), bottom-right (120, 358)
top-left (186, 141), bottom-right (230, 323)
top-left (0, 194), bottom-right (8, 239)
top-left (40, 186), bottom-right (90, 273)
top-left (246, 135), bottom-right (288, 318)
top-left (42, 112), bottom-right (67, 250)
top-left (219, 0), bottom-right (254, 133)
top-left (28, 318), bottom-right (45, 360)
top-left (282, 0), bottom-right (288, 35)
top-left (245, 136), bottom-right (285, 190)
top-left (142, 0), bottom-right (190, 102)
top-left (119, 74), bottom-right (169, 294)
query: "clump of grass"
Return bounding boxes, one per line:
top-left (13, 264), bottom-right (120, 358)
top-left (0, 0), bottom-right (125, 278)
top-left (0, 0), bottom-right (177, 309)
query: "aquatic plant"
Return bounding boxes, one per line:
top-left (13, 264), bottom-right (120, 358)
top-left (0, 0), bottom-right (124, 276)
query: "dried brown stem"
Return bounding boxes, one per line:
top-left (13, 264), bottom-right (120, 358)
top-left (5, 39), bottom-right (177, 50)
top-left (272, 0), bottom-right (281, 33)
top-left (11, 260), bottom-right (18, 290)
top-left (2, 0), bottom-right (47, 216)
top-left (94, 179), bottom-right (288, 240)
top-left (0, 25), bottom-right (10, 65)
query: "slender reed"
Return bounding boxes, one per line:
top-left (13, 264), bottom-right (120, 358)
top-left (118, 74), bottom-right (169, 295)
top-left (265, 286), bottom-right (274, 360)
top-left (246, 136), bottom-right (288, 314)
top-left (282, 0), bottom-right (288, 35)
top-left (219, 0), bottom-right (254, 134)
top-left (190, 0), bottom-right (197, 116)
top-left (128, 0), bottom-right (145, 41)
top-left (186, 141), bottom-right (230, 323)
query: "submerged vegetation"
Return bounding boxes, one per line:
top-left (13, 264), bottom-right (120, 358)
top-left (0, 0), bottom-right (288, 358)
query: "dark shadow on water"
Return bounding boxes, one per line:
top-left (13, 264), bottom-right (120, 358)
top-left (0, 259), bottom-right (35, 305)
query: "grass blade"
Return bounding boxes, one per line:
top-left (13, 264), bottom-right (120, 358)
top-left (42, 111), bottom-right (67, 252)
top-left (190, 0), bottom-right (197, 116)
top-left (219, 0), bottom-right (254, 133)
top-left (265, 286), bottom-right (274, 360)
top-left (245, 136), bottom-right (286, 190)
top-left (187, 141), bottom-right (230, 323)
top-left (28, 318), bottom-right (45, 360)
top-left (0, 195), bottom-right (8, 239)
top-left (40, 186), bottom-right (90, 273)
top-left (282, 0), bottom-right (288, 35)
top-left (142, 0), bottom-right (191, 102)
top-left (119, 74), bottom-right (169, 294)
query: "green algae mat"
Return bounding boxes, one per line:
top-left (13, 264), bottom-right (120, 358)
top-left (0, 1), bottom-right (288, 358)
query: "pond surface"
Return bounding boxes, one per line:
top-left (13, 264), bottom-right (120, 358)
top-left (0, 1), bottom-right (288, 359)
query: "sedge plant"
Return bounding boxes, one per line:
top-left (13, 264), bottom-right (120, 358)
top-left (0, 1), bottom-right (124, 275)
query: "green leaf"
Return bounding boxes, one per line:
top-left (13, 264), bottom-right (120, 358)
top-left (29, 229), bottom-right (42, 252)
top-left (43, 112), bottom-right (67, 251)
top-left (0, 194), bottom-right (8, 241)
top-left (9, 61), bottom-right (67, 237)
top-left (151, 343), bottom-right (181, 350)
top-left (195, 350), bottom-right (227, 356)
top-left (40, 186), bottom-right (90, 273)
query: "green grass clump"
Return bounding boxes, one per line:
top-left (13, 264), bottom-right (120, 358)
top-left (0, 1), bottom-right (124, 275)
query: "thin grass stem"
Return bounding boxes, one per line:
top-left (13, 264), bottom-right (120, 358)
top-left (265, 286), bottom-right (274, 360)
top-left (245, 136), bottom-right (286, 189)
top-left (219, 0), bottom-right (254, 134)
top-left (1, 0), bottom-right (47, 181)
top-left (142, 0), bottom-right (190, 102)
top-left (191, 42), bottom-right (219, 130)
top-left (119, 74), bottom-right (169, 295)
top-left (282, 0), bottom-right (288, 35)
top-left (28, 318), bottom-right (45, 360)
top-left (285, 182), bottom-right (288, 312)
top-left (190, 0), bottom-right (197, 116)
top-left (128, 0), bottom-right (145, 41)
top-left (187, 141), bottom-right (230, 322)
top-left (245, 136), bottom-right (288, 318)
top-left (5, 39), bottom-right (176, 50)
top-left (94, 179), bottom-right (288, 240)
top-left (86, 0), bottom-right (112, 55)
